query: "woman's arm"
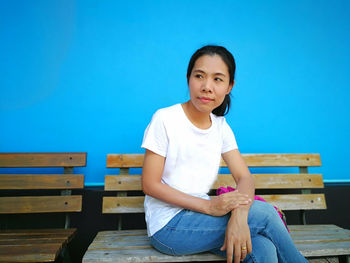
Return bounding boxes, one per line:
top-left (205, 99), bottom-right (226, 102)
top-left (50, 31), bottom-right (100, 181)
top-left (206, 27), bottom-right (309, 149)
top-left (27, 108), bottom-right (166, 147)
top-left (222, 149), bottom-right (255, 203)
top-left (142, 149), bottom-right (251, 216)
top-left (221, 149), bottom-right (255, 263)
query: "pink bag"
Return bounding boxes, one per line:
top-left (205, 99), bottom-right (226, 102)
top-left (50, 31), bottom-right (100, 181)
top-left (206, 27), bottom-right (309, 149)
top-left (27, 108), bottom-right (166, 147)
top-left (216, 186), bottom-right (289, 232)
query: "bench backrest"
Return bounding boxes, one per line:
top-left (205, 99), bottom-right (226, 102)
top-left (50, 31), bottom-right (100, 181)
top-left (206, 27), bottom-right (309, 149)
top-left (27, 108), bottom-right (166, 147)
top-left (0, 152), bottom-right (86, 228)
top-left (102, 153), bottom-right (325, 227)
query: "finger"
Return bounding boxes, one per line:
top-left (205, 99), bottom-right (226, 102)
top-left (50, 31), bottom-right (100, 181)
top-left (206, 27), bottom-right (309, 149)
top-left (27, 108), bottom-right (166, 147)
top-left (234, 243), bottom-right (241, 263)
top-left (237, 199), bottom-right (251, 205)
top-left (228, 203), bottom-right (240, 211)
top-left (241, 243), bottom-right (248, 261)
top-left (228, 200), bottom-right (250, 210)
top-left (235, 194), bottom-right (252, 202)
top-left (226, 238), bottom-right (234, 263)
top-left (220, 237), bottom-right (227, 251)
top-left (247, 237), bottom-right (253, 254)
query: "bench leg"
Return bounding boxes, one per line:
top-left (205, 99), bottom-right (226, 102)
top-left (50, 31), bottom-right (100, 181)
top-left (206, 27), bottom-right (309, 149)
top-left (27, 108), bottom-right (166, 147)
top-left (59, 246), bottom-right (72, 263)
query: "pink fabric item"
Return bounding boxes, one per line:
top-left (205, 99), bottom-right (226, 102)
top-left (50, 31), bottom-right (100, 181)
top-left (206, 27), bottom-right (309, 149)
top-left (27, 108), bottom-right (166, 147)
top-left (216, 186), bottom-right (289, 232)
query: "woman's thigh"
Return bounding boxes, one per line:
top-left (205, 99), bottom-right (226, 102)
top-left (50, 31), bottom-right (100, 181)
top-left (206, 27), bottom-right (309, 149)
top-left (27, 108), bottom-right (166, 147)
top-left (150, 209), bottom-right (230, 256)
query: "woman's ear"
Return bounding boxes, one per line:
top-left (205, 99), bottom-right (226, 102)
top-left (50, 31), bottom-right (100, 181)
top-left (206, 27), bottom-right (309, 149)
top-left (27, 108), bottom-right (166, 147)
top-left (226, 80), bottom-right (234, 94)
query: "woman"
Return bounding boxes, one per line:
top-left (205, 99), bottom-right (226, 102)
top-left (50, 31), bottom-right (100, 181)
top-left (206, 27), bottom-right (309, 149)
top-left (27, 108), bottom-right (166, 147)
top-left (141, 45), bottom-right (307, 263)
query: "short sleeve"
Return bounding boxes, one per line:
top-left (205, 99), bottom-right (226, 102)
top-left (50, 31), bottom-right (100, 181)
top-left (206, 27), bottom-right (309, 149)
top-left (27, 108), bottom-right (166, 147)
top-left (141, 110), bottom-right (168, 157)
top-left (221, 118), bottom-right (238, 153)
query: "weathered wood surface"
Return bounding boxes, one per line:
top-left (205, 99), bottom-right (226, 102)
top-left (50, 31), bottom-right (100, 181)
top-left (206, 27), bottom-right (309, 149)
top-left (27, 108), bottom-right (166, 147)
top-left (0, 196), bottom-right (82, 213)
top-left (308, 258), bottom-right (339, 263)
top-left (102, 194), bottom-right (326, 213)
top-left (0, 228), bottom-right (76, 235)
top-left (0, 238), bottom-right (67, 245)
top-left (0, 228), bottom-right (76, 262)
top-left (212, 173), bottom-right (324, 189)
top-left (0, 243), bottom-right (61, 262)
top-left (107, 153), bottom-right (321, 168)
top-left (105, 173), bottom-right (324, 191)
top-left (0, 174), bottom-right (84, 189)
top-left (0, 152), bottom-right (87, 167)
top-left (82, 225), bottom-right (350, 262)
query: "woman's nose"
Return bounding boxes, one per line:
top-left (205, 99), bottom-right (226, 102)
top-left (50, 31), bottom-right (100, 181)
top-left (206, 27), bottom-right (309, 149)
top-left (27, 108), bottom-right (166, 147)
top-left (201, 79), bottom-right (213, 93)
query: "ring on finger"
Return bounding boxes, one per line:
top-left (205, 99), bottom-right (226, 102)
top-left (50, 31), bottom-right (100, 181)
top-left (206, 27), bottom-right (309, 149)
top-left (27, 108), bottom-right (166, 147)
top-left (241, 246), bottom-right (247, 251)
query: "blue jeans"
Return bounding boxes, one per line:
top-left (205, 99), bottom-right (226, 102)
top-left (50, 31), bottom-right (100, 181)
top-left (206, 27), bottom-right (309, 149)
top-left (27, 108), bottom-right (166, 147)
top-left (149, 200), bottom-right (308, 263)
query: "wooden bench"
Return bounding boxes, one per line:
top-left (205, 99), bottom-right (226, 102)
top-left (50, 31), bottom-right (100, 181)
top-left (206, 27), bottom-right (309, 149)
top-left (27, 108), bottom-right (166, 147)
top-left (83, 153), bottom-right (350, 263)
top-left (0, 152), bottom-right (86, 262)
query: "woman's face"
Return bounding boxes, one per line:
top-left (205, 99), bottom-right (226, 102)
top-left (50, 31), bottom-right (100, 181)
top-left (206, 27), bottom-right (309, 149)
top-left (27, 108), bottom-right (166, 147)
top-left (188, 54), bottom-right (233, 114)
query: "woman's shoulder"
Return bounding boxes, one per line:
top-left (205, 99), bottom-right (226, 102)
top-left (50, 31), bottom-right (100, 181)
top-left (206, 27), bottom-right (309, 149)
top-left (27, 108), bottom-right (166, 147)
top-left (210, 112), bottom-right (227, 126)
top-left (153, 104), bottom-right (182, 118)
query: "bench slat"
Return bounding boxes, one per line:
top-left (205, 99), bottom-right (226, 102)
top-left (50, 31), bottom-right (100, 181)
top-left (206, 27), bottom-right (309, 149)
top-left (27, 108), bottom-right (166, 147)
top-left (102, 194), bottom-right (326, 213)
top-left (239, 153), bottom-right (321, 167)
top-left (213, 173), bottom-right (324, 189)
top-left (83, 247), bottom-right (223, 263)
top-left (0, 232), bottom-right (75, 240)
top-left (0, 243), bottom-right (62, 262)
top-left (0, 196), bottom-right (82, 213)
top-left (91, 225), bottom-right (350, 238)
top-left (296, 241), bottom-right (350, 257)
top-left (105, 174), bottom-right (324, 191)
top-left (288, 225), bottom-right (348, 231)
top-left (0, 238), bottom-right (67, 245)
top-left (0, 228), bottom-right (76, 244)
top-left (0, 153), bottom-right (87, 167)
top-left (92, 235), bottom-right (148, 243)
top-left (0, 174), bottom-right (84, 189)
top-left (262, 194), bottom-right (326, 210)
top-left (107, 153), bottom-right (321, 168)
top-left (93, 229), bottom-right (147, 237)
top-left (0, 228), bottom-right (76, 235)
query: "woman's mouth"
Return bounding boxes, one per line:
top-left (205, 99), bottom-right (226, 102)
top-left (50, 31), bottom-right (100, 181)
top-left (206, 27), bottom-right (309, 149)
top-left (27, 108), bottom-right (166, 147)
top-left (199, 97), bottom-right (214, 103)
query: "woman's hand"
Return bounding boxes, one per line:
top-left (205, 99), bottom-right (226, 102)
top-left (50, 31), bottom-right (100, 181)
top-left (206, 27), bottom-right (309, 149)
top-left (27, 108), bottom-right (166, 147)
top-left (221, 208), bottom-right (252, 263)
top-left (208, 191), bottom-right (252, 216)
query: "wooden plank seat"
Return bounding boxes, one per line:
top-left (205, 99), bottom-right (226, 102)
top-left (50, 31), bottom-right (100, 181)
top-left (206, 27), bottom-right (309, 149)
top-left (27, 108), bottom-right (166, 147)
top-left (0, 152), bottom-right (86, 262)
top-left (83, 153), bottom-right (350, 263)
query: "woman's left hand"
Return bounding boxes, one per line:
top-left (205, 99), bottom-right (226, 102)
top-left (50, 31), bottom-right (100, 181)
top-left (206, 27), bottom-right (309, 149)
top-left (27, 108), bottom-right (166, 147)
top-left (221, 208), bottom-right (252, 263)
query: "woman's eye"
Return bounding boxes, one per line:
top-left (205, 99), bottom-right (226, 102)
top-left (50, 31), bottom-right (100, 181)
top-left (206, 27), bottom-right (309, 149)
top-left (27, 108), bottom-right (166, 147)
top-left (215, 77), bottom-right (223, 82)
top-left (195, 74), bottom-right (203, 79)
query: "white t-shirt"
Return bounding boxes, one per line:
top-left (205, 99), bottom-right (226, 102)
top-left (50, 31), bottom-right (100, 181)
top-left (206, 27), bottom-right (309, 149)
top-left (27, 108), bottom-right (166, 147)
top-left (141, 104), bottom-right (238, 236)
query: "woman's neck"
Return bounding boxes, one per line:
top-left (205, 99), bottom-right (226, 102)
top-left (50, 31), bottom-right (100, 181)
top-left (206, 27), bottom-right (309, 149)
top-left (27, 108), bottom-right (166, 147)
top-left (181, 101), bottom-right (212, 129)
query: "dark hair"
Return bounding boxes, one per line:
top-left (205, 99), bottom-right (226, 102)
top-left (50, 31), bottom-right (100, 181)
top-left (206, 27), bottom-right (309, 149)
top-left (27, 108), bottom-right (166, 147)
top-left (186, 45), bottom-right (236, 116)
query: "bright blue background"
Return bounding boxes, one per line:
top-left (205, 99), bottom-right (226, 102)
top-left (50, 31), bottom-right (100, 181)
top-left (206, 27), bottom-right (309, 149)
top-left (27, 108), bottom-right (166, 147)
top-left (1, 0), bottom-right (349, 185)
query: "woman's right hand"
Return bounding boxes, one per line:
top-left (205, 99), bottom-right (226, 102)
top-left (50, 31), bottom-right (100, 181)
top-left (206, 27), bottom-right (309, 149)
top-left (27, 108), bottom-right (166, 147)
top-left (207, 191), bottom-right (252, 216)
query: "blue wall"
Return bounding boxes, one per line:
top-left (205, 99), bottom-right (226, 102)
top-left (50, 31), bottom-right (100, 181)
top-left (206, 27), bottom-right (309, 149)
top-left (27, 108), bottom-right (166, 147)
top-left (1, 0), bottom-right (350, 185)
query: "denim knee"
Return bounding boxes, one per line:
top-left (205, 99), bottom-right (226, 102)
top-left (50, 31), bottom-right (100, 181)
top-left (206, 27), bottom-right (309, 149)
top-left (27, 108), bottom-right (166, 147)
top-left (249, 201), bottom-right (280, 222)
top-left (250, 235), bottom-right (278, 263)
